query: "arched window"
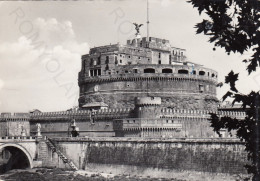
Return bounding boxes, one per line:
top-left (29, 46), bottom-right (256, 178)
top-left (212, 73), bottom-right (215, 77)
top-left (144, 68), bottom-right (155, 73)
top-left (199, 71), bottom-right (205, 76)
top-left (178, 69), bottom-right (188, 74)
top-left (162, 68), bottom-right (173, 73)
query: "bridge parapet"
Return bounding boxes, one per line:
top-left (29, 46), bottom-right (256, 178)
top-left (0, 136), bottom-right (39, 142)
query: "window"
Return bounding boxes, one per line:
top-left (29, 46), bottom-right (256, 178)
top-left (125, 70), bottom-right (128, 73)
top-left (144, 68), bottom-right (155, 73)
top-left (98, 69), bottom-right (101, 76)
top-left (192, 70), bottom-right (196, 75)
top-left (90, 58), bottom-right (94, 66)
top-left (162, 68), bottom-right (173, 73)
top-left (212, 73), bottom-right (215, 77)
top-left (169, 55), bottom-right (171, 64)
top-left (134, 69), bottom-right (138, 73)
top-left (158, 60), bottom-right (161, 64)
top-left (105, 64), bottom-right (109, 71)
top-left (199, 71), bottom-right (205, 76)
top-left (138, 57), bottom-right (141, 60)
top-left (158, 52), bottom-right (161, 58)
top-left (90, 70), bottom-right (94, 76)
top-left (97, 56), bottom-right (101, 65)
top-left (120, 60), bottom-right (122, 63)
top-left (115, 56), bottom-right (118, 64)
top-left (128, 55), bottom-right (131, 58)
top-left (199, 84), bottom-right (204, 92)
top-left (148, 58), bottom-right (150, 61)
top-left (93, 60), bottom-right (97, 66)
top-left (178, 69), bottom-right (189, 74)
top-left (106, 56), bottom-right (109, 64)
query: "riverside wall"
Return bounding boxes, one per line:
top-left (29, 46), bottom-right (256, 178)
top-left (49, 137), bottom-right (248, 175)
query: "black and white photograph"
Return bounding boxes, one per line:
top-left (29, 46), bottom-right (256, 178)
top-left (0, 0), bottom-right (259, 180)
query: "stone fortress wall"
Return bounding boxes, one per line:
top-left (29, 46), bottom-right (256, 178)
top-left (0, 113), bottom-right (30, 137)
top-left (78, 37), bottom-right (218, 110)
top-left (0, 107), bottom-right (245, 138)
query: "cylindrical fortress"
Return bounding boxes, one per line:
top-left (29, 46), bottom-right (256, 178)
top-left (78, 37), bottom-right (218, 111)
top-left (78, 64), bottom-right (218, 111)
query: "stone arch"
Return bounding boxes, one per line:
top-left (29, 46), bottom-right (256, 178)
top-left (0, 143), bottom-right (33, 170)
top-left (144, 68), bottom-right (155, 73)
top-left (162, 68), bottom-right (173, 73)
top-left (178, 69), bottom-right (188, 74)
top-left (199, 70), bottom-right (205, 76)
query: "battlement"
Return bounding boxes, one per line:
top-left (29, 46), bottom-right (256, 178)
top-left (30, 108), bottom-right (133, 119)
top-left (160, 108), bottom-right (246, 119)
top-left (0, 112), bottom-right (30, 122)
top-left (135, 97), bottom-right (161, 106)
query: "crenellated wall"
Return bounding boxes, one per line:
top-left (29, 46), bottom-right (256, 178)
top-left (0, 113), bottom-right (30, 137)
top-left (29, 108), bottom-right (134, 137)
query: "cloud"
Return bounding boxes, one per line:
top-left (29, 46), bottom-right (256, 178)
top-left (0, 18), bottom-right (89, 112)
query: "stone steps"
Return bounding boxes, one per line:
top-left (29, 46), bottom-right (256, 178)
top-left (45, 138), bottom-right (78, 171)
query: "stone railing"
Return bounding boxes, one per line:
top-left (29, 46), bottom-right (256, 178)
top-left (0, 136), bottom-right (36, 140)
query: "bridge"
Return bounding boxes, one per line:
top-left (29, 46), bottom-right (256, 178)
top-left (0, 136), bottom-right (38, 172)
top-left (0, 136), bottom-right (78, 173)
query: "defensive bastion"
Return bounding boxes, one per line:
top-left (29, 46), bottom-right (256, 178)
top-left (0, 36), bottom-right (249, 177)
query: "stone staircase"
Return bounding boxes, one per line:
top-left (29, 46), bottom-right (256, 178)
top-left (46, 138), bottom-right (78, 171)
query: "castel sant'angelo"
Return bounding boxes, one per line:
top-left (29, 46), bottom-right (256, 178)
top-left (0, 23), bottom-right (245, 139)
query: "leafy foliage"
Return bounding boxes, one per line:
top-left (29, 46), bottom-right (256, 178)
top-left (188, 0), bottom-right (260, 180)
top-left (210, 91), bottom-right (260, 180)
top-left (189, 0), bottom-right (260, 74)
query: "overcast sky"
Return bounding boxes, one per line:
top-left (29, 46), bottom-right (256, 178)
top-left (0, 0), bottom-right (259, 113)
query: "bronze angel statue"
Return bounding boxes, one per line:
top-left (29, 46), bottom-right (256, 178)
top-left (133, 23), bottom-right (143, 34)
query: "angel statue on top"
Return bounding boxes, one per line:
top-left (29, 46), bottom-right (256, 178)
top-left (133, 23), bottom-right (143, 35)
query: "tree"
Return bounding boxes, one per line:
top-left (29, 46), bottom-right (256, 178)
top-left (188, 0), bottom-right (260, 180)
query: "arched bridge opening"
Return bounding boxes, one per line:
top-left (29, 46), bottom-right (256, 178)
top-left (0, 144), bottom-right (32, 173)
